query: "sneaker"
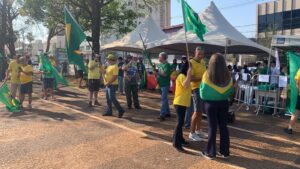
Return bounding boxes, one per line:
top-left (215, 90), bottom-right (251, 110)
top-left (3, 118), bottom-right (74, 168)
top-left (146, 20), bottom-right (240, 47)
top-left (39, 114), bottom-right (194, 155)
top-left (135, 106), bottom-right (142, 109)
top-left (94, 101), bottom-right (101, 106)
top-left (284, 128), bottom-right (293, 135)
top-left (175, 146), bottom-right (185, 153)
top-left (200, 152), bottom-right (214, 160)
top-left (165, 114), bottom-right (171, 118)
top-left (189, 132), bottom-right (203, 141)
top-left (217, 152), bottom-right (229, 159)
top-left (196, 130), bottom-right (208, 139)
top-left (88, 101), bottom-right (93, 107)
top-left (118, 110), bottom-right (125, 118)
top-left (158, 116), bottom-right (166, 122)
top-left (182, 140), bottom-right (189, 146)
top-left (27, 104), bottom-right (32, 109)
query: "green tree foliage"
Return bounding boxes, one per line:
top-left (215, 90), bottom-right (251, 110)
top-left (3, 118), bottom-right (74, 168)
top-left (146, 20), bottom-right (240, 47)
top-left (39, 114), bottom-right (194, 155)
top-left (20, 0), bottom-right (161, 54)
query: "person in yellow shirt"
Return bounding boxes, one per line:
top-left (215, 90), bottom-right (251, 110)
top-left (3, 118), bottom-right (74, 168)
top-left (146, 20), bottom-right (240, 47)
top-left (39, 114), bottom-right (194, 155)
top-left (6, 55), bottom-right (21, 98)
top-left (187, 46), bottom-right (208, 141)
top-left (101, 54), bottom-right (124, 118)
top-left (19, 57), bottom-right (33, 109)
top-left (87, 55), bottom-right (101, 107)
top-left (173, 62), bottom-right (192, 152)
top-left (284, 68), bottom-right (300, 134)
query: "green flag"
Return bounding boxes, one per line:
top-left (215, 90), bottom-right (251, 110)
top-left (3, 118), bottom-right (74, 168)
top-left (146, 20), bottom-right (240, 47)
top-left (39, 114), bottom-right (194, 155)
top-left (0, 82), bottom-right (21, 113)
top-left (288, 51), bottom-right (300, 114)
top-left (181, 0), bottom-right (206, 41)
top-left (64, 6), bottom-right (87, 73)
top-left (40, 54), bottom-right (68, 86)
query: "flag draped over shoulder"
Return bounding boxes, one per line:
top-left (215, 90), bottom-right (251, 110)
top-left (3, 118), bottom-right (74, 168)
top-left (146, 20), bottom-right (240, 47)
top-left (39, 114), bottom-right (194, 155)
top-left (40, 54), bottom-right (68, 86)
top-left (64, 6), bottom-right (87, 73)
top-left (181, 0), bottom-right (206, 41)
top-left (288, 51), bottom-right (300, 114)
top-left (0, 82), bottom-right (20, 112)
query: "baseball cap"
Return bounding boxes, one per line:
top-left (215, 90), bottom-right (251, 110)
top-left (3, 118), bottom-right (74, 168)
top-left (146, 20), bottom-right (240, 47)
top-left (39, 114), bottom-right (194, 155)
top-left (107, 54), bottom-right (116, 61)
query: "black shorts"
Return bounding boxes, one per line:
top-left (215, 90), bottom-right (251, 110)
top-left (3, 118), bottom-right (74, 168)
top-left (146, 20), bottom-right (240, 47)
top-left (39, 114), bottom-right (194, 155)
top-left (77, 70), bottom-right (84, 78)
top-left (191, 88), bottom-right (204, 113)
top-left (20, 82), bottom-right (33, 94)
top-left (88, 79), bottom-right (100, 92)
top-left (43, 78), bottom-right (54, 89)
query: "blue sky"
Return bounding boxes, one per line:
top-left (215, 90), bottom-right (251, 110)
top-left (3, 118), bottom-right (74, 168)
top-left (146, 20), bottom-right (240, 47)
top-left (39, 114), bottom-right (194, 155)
top-left (171, 0), bottom-right (273, 38)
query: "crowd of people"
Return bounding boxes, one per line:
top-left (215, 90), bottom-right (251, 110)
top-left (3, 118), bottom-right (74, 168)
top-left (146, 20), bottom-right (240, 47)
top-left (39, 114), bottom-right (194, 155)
top-left (2, 45), bottom-right (299, 159)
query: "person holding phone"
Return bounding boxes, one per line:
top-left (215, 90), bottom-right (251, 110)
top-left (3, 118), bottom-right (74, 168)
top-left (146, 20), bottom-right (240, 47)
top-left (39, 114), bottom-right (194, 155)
top-left (19, 57), bottom-right (33, 109)
top-left (87, 55), bottom-right (101, 107)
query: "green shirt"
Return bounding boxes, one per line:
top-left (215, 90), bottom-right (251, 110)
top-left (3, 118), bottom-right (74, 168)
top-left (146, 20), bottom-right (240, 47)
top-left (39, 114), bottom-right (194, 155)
top-left (157, 62), bottom-right (171, 87)
top-left (260, 66), bottom-right (269, 75)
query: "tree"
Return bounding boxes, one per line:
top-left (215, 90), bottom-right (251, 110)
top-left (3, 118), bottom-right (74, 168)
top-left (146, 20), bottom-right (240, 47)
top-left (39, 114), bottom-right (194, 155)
top-left (0, 0), bottom-right (19, 56)
top-left (26, 32), bottom-right (34, 54)
top-left (21, 0), bottom-right (162, 54)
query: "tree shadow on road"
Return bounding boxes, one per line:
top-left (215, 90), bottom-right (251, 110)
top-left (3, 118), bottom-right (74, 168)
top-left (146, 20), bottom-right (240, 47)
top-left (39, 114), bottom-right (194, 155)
top-left (9, 108), bottom-right (81, 122)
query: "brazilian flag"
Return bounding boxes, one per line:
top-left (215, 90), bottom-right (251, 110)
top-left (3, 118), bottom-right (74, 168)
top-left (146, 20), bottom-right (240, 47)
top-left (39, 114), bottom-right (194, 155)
top-left (40, 54), bottom-right (68, 86)
top-left (287, 51), bottom-right (300, 114)
top-left (181, 0), bottom-right (206, 41)
top-left (64, 6), bottom-right (87, 73)
top-left (0, 82), bottom-right (21, 113)
top-left (200, 72), bottom-right (234, 101)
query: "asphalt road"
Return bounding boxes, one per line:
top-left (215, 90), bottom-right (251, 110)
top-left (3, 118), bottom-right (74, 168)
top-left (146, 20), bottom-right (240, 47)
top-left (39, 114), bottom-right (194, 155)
top-left (0, 83), bottom-right (300, 169)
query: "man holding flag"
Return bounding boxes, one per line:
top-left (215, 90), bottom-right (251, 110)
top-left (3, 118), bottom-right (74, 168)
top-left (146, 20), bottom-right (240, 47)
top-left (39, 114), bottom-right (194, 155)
top-left (284, 51), bottom-right (300, 134)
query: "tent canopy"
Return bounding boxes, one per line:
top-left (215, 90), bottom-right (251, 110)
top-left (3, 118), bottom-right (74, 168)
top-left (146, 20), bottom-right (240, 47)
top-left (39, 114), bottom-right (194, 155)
top-left (102, 16), bottom-right (168, 53)
top-left (149, 1), bottom-right (270, 55)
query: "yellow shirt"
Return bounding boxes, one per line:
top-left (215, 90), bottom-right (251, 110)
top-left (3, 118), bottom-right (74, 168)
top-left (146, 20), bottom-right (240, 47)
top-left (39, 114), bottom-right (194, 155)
top-left (20, 65), bottom-right (33, 84)
top-left (8, 60), bottom-right (20, 84)
top-left (173, 74), bottom-right (192, 107)
top-left (190, 59), bottom-right (206, 90)
top-left (104, 64), bottom-right (118, 85)
top-left (88, 60), bottom-right (100, 79)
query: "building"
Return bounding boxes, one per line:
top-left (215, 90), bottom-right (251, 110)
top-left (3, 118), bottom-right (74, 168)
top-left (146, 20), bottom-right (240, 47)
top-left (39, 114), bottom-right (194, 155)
top-left (127, 0), bottom-right (171, 28)
top-left (257, 0), bottom-right (300, 40)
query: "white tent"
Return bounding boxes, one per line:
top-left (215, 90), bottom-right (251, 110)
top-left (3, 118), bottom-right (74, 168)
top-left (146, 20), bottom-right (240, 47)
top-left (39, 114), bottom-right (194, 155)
top-left (102, 16), bottom-right (168, 53)
top-left (149, 1), bottom-right (270, 55)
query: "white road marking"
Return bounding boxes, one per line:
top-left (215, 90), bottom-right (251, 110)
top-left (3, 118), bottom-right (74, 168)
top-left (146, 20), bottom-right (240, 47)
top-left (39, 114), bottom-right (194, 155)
top-left (40, 99), bottom-right (246, 169)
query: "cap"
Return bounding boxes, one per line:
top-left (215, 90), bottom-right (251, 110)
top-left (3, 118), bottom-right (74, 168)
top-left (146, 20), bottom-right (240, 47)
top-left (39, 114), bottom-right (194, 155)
top-left (107, 54), bottom-right (116, 61)
top-left (196, 46), bottom-right (205, 52)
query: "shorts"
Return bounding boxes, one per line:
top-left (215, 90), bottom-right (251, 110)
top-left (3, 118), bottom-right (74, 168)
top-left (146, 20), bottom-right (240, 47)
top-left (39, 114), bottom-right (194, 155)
top-left (296, 96), bottom-right (300, 111)
top-left (20, 82), bottom-right (33, 94)
top-left (43, 78), bottom-right (54, 89)
top-left (88, 79), bottom-right (100, 92)
top-left (192, 88), bottom-right (204, 113)
top-left (77, 70), bottom-right (84, 78)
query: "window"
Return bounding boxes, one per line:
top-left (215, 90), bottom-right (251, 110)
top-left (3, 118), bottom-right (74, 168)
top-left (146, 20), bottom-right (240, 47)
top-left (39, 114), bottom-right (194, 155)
top-left (266, 13), bottom-right (275, 30)
top-left (128, 1), bottom-right (132, 6)
top-left (274, 12), bottom-right (283, 30)
top-left (258, 15), bottom-right (267, 33)
top-left (86, 46), bottom-right (91, 50)
top-left (292, 9), bottom-right (300, 29)
top-left (283, 11), bottom-right (292, 30)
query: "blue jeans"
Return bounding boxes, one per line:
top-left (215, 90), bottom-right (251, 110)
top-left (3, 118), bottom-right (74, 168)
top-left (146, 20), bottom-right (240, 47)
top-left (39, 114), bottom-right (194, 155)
top-left (118, 76), bottom-right (124, 93)
top-left (160, 86), bottom-right (170, 117)
top-left (105, 85), bottom-right (124, 115)
top-left (185, 100), bottom-right (193, 128)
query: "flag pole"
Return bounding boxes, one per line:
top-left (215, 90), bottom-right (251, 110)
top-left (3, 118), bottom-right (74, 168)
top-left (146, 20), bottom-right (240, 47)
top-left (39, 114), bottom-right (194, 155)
top-left (181, 0), bottom-right (191, 66)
